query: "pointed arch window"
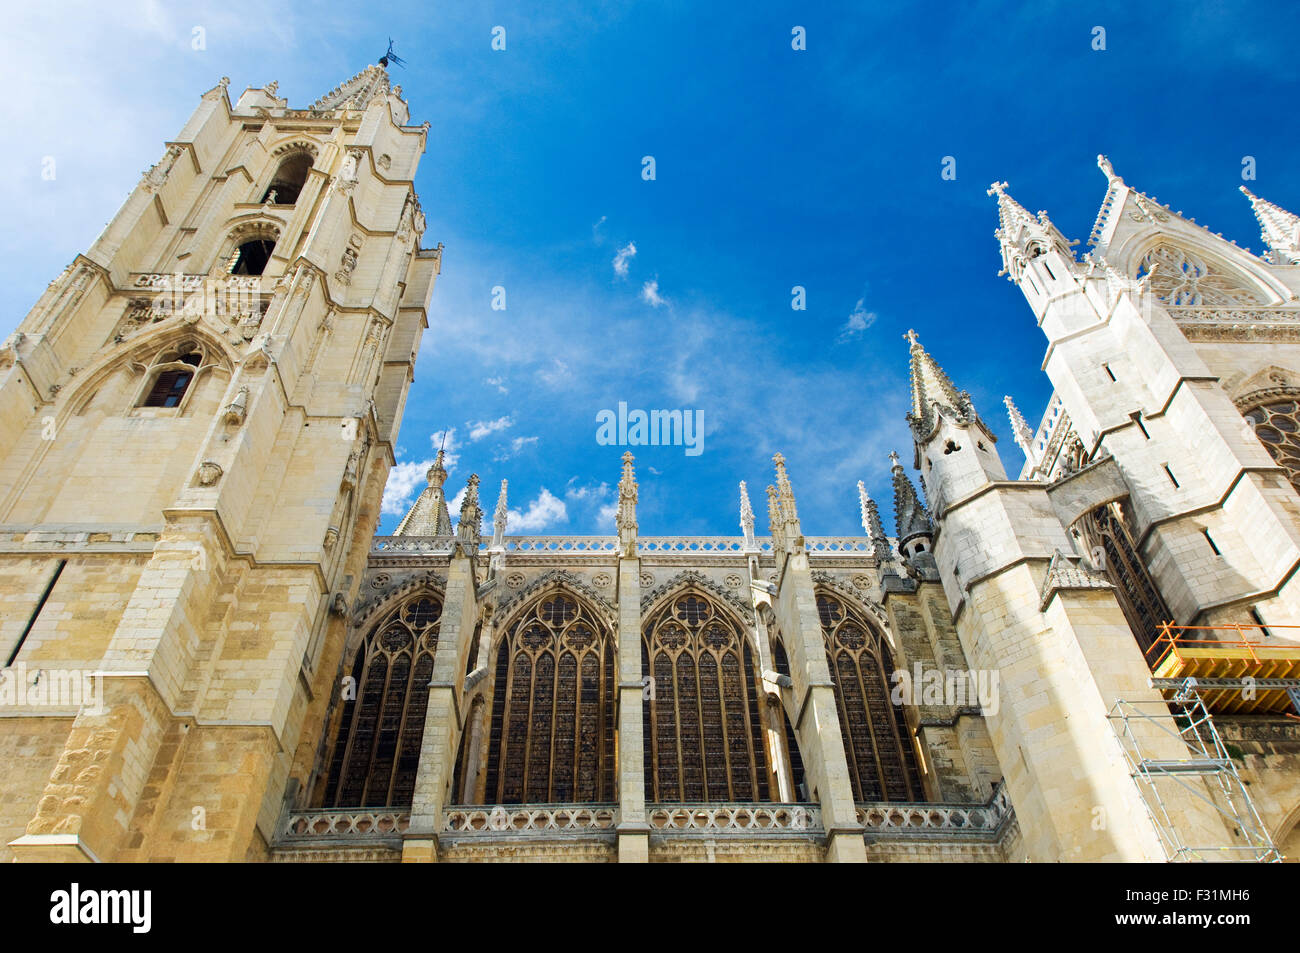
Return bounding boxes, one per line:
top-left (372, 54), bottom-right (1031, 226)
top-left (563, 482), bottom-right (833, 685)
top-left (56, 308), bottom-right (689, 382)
top-left (320, 593), bottom-right (442, 808)
top-left (642, 591), bottom-right (772, 802)
top-left (481, 591), bottom-right (615, 803)
top-left (260, 151), bottom-right (313, 206)
top-left (816, 592), bottom-right (923, 802)
top-left (138, 342), bottom-right (206, 410)
top-left (1074, 501), bottom-right (1172, 655)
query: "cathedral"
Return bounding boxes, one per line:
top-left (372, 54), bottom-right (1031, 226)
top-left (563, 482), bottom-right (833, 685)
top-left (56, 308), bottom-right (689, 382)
top-left (0, 65), bottom-right (1298, 864)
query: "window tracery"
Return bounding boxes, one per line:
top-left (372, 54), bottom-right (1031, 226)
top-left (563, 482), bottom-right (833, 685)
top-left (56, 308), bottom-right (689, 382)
top-left (321, 593), bottom-right (442, 808)
top-left (816, 592), bottom-right (923, 802)
top-left (1137, 243), bottom-right (1261, 307)
top-left (1074, 501), bottom-right (1171, 655)
top-left (642, 591), bottom-right (772, 802)
top-left (481, 591), bottom-right (615, 803)
top-left (138, 340), bottom-right (209, 409)
top-left (1244, 399), bottom-right (1300, 493)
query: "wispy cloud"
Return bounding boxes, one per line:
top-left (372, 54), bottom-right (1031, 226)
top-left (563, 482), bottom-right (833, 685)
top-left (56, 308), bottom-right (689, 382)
top-left (467, 416), bottom-right (513, 441)
top-left (641, 279), bottom-right (666, 307)
top-left (484, 376), bottom-right (508, 394)
top-left (838, 297), bottom-right (878, 341)
top-left (613, 241), bottom-right (637, 277)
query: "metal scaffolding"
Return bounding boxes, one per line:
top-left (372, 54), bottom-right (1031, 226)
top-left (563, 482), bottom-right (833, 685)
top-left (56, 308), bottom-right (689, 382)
top-left (1108, 678), bottom-right (1282, 863)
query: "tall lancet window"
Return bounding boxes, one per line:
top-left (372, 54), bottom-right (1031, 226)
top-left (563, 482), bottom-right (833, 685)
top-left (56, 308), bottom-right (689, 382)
top-left (482, 591), bottom-right (616, 803)
top-left (321, 593), bottom-right (442, 808)
top-left (642, 591), bottom-right (772, 802)
top-left (816, 592), bottom-right (923, 803)
top-left (1074, 501), bottom-right (1172, 655)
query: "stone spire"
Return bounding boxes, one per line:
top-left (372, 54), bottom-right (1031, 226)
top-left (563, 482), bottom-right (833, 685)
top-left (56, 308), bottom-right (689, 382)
top-left (456, 474), bottom-right (482, 551)
top-left (906, 328), bottom-right (974, 440)
top-left (890, 450), bottom-right (932, 545)
top-left (766, 485), bottom-right (785, 553)
top-left (616, 451), bottom-right (638, 554)
top-left (857, 481), bottom-right (891, 560)
top-left (490, 479), bottom-right (508, 551)
top-left (738, 481), bottom-right (757, 550)
top-left (393, 449), bottom-right (453, 536)
top-left (1004, 395), bottom-right (1038, 466)
top-left (311, 64), bottom-right (392, 112)
top-left (987, 180), bottom-right (1075, 283)
top-left (1240, 186), bottom-right (1300, 265)
top-left (772, 453), bottom-right (803, 545)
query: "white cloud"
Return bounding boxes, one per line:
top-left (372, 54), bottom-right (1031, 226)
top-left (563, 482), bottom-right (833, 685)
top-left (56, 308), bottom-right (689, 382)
top-left (509, 488), bottom-right (568, 531)
top-left (537, 358), bottom-right (572, 387)
top-left (484, 376), bottom-right (508, 394)
top-left (838, 297), bottom-right (878, 340)
top-left (641, 279), bottom-right (666, 307)
top-left (565, 480), bottom-right (611, 501)
top-left (381, 459), bottom-right (434, 516)
top-left (613, 241), bottom-right (637, 277)
top-left (494, 435), bottom-right (539, 461)
top-left (468, 416), bottom-right (513, 441)
top-left (597, 501), bottom-right (618, 525)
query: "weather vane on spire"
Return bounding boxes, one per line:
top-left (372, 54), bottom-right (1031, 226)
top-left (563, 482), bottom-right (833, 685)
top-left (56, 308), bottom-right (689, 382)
top-left (379, 38), bottom-right (407, 69)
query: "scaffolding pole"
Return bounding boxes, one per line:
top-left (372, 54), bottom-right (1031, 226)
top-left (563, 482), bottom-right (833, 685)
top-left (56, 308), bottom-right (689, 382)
top-left (1108, 678), bottom-right (1281, 863)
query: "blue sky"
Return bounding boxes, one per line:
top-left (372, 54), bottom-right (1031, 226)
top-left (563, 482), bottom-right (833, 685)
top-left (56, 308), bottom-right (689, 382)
top-left (3, 1), bottom-right (1298, 537)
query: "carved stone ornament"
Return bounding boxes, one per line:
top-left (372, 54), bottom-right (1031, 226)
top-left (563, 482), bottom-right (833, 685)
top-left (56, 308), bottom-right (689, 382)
top-left (196, 461), bottom-right (223, 487)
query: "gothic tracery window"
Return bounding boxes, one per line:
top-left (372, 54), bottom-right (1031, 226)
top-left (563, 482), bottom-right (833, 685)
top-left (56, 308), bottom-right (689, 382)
top-left (482, 591), bottom-right (615, 803)
top-left (816, 592), bottom-right (924, 803)
top-left (139, 342), bottom-right (206, 409)
top-left (642, 591), bottom-right (772, 802)
top-left (321, 593), bottom-right (442, 808)
top-left (1074, 501), bottom-right (1172, 655)
top-left (1244, 399), bottom-right (1300, 492)
top-left (1137, 243), bottom-right (1261, 307)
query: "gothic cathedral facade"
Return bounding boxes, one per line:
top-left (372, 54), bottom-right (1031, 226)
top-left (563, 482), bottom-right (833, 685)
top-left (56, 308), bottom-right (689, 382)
top-left (0, 70), bottom-right (1297, 863)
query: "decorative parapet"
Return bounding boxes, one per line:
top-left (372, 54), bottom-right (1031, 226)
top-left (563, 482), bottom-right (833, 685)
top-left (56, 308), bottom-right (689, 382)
top-left (371, 535), bottom-right (900, 557)
top-left (371, 536), bottom-right (457, 554)
top-left (858, 781), bottom-right (1012, 839)
top-left (277, 809), bottom-right (410, 848)
top-left (646, 803), bottom-right (821, 835)
top-left (441, 805), bottom-right (618, 835)
top-left (1167, 307), bottom-right (1300, 325)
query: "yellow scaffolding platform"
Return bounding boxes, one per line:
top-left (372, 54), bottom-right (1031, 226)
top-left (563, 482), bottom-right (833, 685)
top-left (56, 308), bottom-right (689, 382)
top-left (1146, 623), bottom-right (1300, 715)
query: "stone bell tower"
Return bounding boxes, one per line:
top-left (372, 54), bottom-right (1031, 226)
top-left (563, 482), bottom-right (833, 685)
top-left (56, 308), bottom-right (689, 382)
top-left (0, 66), bottom-right (441, 862)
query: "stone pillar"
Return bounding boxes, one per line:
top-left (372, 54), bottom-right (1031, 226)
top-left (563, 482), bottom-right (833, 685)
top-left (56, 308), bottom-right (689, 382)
top-left (403, 548), bottom-right (478, 863)
top-left (772, 548), bottom-right (866, 863)
top-left (616, 554), bottom-right (649, 862)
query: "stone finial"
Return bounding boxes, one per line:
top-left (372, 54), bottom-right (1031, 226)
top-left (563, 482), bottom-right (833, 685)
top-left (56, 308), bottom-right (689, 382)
top-left (1239, 186), bottom-right (1300, 265)
top-left (766, 484), bottom-right (785, 552)
top-left (739, 481), bottom-right (756, 549)
top-left (773, 452), bottom-right (799, 528)
top-left (427, 448), bottom-right (447, 489)
top-left (616, 452), bottom-right (638, 547)
top-left (890, 452), bottom-right (933, 542)
top-left (491, 479), bottom-right (508, 550)
top-left (858, 480), bottom-right (891, 560)
top-left (1004, 395), bottom-right (1037, 464)
top-left (1097, 154), bottom-right (1121, 186)
top-left (457, 474), bottom-right (482, 549)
